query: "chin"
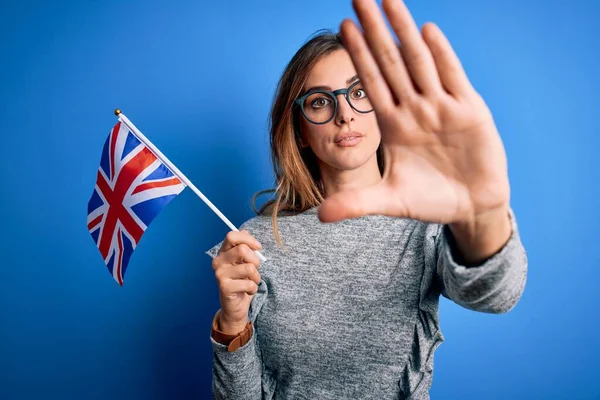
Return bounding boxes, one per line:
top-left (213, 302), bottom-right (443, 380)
top-left (332, 152), bottom-right (377, 171)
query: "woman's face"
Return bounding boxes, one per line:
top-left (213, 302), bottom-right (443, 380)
top-left (298, 49), bottom-right (381, 173)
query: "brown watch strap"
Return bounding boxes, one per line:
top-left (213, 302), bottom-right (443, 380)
top-left (211, 310), bottom-right (253, 352)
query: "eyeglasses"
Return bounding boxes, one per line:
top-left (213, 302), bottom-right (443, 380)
top-left (294, 80), bottom-right (373, 125)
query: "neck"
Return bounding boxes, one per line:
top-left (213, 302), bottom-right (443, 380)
top-left (319, 153), bottom-right (382, 198)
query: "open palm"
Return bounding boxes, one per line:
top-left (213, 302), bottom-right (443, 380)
top-left (319, 0), bottom-right (510, 225)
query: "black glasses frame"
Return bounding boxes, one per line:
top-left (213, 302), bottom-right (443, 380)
top-left (293, 80), bottom-right (373, 125)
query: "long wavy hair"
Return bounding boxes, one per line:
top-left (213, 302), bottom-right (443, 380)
top-left (252, 30), bottom-right (384, 245)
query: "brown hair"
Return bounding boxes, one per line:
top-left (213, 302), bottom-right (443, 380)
top-left (252, 30), bottom-right (384, 244)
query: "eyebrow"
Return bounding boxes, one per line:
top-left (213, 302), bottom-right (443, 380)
top-left (303, 75), bottom-right (359, 94)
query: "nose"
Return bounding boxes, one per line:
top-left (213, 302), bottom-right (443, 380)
top-left (334, 93), bottom-right (355, 126)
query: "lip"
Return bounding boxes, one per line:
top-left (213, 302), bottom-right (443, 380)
top-left (334, 131), bottom-right (364, 144)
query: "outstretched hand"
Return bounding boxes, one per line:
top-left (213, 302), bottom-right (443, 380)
top-left (318, 0), bottom-right (510, 227)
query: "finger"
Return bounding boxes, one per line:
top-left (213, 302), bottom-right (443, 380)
top-left (220, 279), bottom-right (259, 297)
top-left (219, 229), bottom-right (262, 254)
top-left (381, 0), bottom-right (443, 95)
top-left (351, 0), bottom-right (415, 103)
top-left (421, 22), bottom-right (473, 97)
top-left (217, 263), bottom-right (261, 286)
top-left (222, 243), bottom-right (262, 267)
top-left (340, 19), bottom-right (396, 113)
top-left (317, 184), bottom-right (408, 223)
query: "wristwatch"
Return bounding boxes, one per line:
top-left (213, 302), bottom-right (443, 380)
top-left (211, 309), bottom-right (253, 352)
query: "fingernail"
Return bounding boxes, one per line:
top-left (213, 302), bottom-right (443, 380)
top-left (255, 241), bottom-right (262, 248)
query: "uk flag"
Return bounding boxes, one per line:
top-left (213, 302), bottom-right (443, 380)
top-left (87, 122), bottom-right (186, 285)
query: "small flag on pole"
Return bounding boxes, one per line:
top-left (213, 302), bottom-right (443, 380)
top-left (86, 119), bottom-right (186, 285)
top-left (87, 109), bottom-right (266, 286)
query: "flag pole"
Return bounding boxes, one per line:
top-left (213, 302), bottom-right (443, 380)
top-left (113, 109), bottom-right (267, 263)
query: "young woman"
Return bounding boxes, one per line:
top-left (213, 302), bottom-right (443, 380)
top-left (207, 0), bottom-right (527, 398)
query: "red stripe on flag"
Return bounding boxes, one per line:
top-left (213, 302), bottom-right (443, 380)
top-left (113, 147), bottom-right (157, 199)
top-left (96, 147), bottom-right (157, 259)
top-left (96, 171), bottom-right (144, 258)
top-left (132, 177), bottom-right (182, 195)
top-left (87, 214), bottom-right (103, 231)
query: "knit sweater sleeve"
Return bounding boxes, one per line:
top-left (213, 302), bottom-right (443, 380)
top-left (205, 233), bottom-right (265, 399)
top-left (434, 208), bottom-right (528, 314)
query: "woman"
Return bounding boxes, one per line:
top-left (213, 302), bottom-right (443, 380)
top-left (207, 0), bottom-right (527, 398)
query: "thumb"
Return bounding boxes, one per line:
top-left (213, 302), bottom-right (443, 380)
top-left (317, 184), bottom-right (405, 223)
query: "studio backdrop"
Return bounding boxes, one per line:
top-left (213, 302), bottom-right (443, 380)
top-left (1, 0), bottom-right (598, 399)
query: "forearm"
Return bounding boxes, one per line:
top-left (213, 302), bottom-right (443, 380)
top-left (211, 311), bottom-right (262, 399)
top-left (437, 208), bottom-right (528, 313)
top-left (212, 333), bottom-right (262, 400)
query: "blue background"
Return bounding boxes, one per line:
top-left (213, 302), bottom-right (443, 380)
top-left (1, 0), bottom-right (598, 399)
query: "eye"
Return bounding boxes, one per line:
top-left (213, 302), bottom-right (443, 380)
top-left (310, 96), bottom-right (332, 109)
top-left (351, 86), bottom-right (367, 99)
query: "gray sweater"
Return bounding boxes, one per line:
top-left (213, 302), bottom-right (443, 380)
top-left (206, 206), bottom-right (527, 399)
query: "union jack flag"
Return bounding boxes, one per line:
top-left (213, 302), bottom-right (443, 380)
top-left (87, 121), bottom-right (186, 285)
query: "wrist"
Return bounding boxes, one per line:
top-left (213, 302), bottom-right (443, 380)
top-left (212, 310), bottom-right (254, 352)
top-left (448, 205), bottom-right (512, 265)
top-left (219, 311), bottom-right (249, 335)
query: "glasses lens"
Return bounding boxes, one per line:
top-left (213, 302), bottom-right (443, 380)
top-left (303, 92), bottom-right (335, 123)
top-left (347, 82), bottom-right (372, 113)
